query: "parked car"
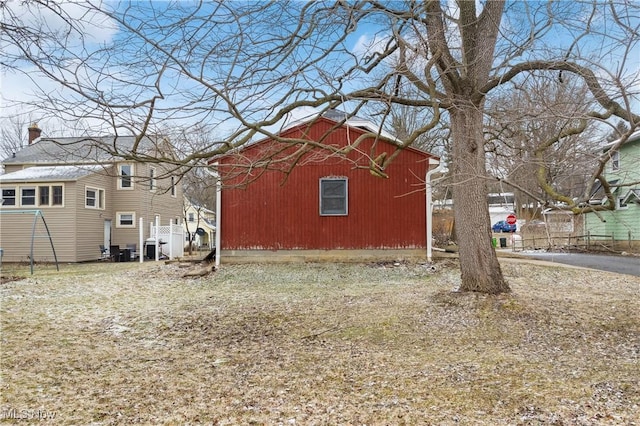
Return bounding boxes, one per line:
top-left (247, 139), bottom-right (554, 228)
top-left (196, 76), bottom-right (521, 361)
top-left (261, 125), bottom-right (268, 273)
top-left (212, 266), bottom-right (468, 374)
top-left (492, 220), bottom-right (517, 233)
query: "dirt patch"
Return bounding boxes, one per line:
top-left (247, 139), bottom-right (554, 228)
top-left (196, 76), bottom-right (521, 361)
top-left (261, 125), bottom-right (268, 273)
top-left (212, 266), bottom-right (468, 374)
top-left (1, 260), bottom-right (639, 424)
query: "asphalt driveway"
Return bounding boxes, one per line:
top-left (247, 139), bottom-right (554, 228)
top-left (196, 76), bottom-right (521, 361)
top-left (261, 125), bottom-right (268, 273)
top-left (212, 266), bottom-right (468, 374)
top-left (513, 251), bottom-right (640, 277)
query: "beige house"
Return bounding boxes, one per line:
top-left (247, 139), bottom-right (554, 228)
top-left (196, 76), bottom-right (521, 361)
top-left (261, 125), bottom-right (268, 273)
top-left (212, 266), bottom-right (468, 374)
top-left (183, 198), bottom-right (216, 251)
top-left (0, 125), bottom-right (184, 263)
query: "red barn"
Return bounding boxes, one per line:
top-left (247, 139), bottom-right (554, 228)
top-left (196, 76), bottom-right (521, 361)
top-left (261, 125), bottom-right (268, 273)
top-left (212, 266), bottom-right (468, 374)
top-left (213, 112), bottom-right (440, 262)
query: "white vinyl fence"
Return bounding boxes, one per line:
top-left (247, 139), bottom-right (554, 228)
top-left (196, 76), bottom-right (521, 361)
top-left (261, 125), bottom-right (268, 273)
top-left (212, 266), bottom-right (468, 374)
top-left (148, 221), bottom-right (184, 260)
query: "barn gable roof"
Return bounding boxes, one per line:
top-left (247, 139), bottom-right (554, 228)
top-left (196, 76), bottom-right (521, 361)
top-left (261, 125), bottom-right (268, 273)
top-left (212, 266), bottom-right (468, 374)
top-left (210, 111), bottom-right (438, 164)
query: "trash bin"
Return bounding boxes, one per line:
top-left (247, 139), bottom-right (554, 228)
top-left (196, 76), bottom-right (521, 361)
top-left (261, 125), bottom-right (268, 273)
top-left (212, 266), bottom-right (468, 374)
top-left (491, 238), bottom-right (497, 248)
top-left (145, 238), bottom-right (156, 259)
top-left (110, 245), bottom-right (120, 262)
top-left (120, 248), bottom-right (131, 262)
top-left (499, 237), bottom-right (507, 248)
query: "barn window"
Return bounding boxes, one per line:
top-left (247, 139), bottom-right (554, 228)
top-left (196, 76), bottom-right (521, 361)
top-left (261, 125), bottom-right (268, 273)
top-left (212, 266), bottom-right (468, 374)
top-left (320, 178), bottom-right (348, 216)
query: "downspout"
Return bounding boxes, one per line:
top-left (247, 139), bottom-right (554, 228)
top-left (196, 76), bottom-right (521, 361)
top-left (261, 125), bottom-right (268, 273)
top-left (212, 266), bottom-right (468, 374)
top-left (426, 161), bottom-right (446, 263)
top-left (203, 163), bottom-right (222, 268)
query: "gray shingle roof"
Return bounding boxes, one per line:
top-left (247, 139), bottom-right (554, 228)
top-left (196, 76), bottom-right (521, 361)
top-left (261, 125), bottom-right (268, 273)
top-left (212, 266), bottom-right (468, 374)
top-left (2, 135), bottom-right (161, 165)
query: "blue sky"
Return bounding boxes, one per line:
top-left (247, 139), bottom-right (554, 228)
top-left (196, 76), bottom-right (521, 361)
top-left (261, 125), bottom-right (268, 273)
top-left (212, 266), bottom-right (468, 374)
top-left (0, 1), bottom-right (638, 144)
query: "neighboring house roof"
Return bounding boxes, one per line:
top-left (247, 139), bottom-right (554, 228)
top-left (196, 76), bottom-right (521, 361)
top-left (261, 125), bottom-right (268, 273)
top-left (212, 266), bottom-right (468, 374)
top-left (622, 188), bottom-right (640, 204)
top-left (589, 179), bottom-right (619, 204)
top-left (602, 129), bottom-right (640, 150)
top-left (0, 165), bottom-right (105, 182)
top-left (185, 198), bottom-right (215, 215)
top-left (2, 135), bottom-right (164, 165)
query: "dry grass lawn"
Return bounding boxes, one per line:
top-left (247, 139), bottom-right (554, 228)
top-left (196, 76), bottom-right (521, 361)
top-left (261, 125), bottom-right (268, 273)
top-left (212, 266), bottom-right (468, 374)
top-left (1, 258), bottom-right (639, 425)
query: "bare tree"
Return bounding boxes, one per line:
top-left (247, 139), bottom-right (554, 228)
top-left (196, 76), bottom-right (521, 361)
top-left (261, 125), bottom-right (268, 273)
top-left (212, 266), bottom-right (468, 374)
top-left (0, 115), bottom-right (31, 160)
top-left (485, 75), bottom-right (602, 216)
top-left (2, 1), bottom-right (639, 293)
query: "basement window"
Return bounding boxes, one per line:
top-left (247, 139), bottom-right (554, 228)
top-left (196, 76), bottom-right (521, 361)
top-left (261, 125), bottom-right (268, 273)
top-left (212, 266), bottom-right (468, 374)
top-left (319, 177), bottom-right (348, 216)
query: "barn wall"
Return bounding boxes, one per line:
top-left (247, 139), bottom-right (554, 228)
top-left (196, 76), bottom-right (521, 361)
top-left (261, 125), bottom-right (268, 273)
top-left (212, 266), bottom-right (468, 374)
top-left (219, 119), bottom-right (433, 251)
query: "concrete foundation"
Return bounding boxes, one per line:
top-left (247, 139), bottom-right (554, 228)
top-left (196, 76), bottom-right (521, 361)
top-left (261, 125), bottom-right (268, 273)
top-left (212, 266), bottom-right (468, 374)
top-left (219, 249), bottom-right (428, 264)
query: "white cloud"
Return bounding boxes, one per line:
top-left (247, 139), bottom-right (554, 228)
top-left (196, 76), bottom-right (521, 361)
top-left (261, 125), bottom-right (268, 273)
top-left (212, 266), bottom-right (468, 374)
top-left (3, 1), bottom-right (118, 47)
top-left (0, 2), bottom-right (121, 135)
top-left (351, 33), bottom-right (391, 62)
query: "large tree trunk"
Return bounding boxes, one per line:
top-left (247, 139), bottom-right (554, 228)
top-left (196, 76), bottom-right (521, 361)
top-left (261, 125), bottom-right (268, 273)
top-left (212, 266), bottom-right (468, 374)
top-left (450, 100), bottom-right (510, 294)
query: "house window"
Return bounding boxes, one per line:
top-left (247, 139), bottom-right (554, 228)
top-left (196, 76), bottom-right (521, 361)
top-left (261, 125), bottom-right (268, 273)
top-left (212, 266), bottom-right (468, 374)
top-left (188, 212), bottom-right (195, 222)
top-left (28, 185), bottom-right (65, 207)
top-left (117, 212), bottom-right (135, 228)
top-left (38, 186), bottom-right (50, 206)
top-left (171, 176), bottom-right (176, 197)
top-left (21, 187), bottom-right (36, 206)
top-left (617, 196), bottom-right (628, 210)
top-left (1, 188), bottom-right (16, 206)
top-left (52, 185), bottom-right (63, 206)
top-left (85, 186), bottom-right (105, 209)
top-left (319, 177), bottom-right (348, 216)
top-left (611, 150), bottom-right (620, 171)
top-left (119, 164), bottom-right (133, 189)
top-left (149, 167), bottom-right (157, 191)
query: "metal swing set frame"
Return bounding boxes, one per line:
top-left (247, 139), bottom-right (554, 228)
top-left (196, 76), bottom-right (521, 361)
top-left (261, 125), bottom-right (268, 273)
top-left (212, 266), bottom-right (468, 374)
top-left (0, 209), bottom-right (59, 274)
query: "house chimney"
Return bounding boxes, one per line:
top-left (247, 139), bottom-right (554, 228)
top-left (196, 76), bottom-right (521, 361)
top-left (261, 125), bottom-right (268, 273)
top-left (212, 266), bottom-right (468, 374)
top-left (28, 123), bottom-right (42, 144)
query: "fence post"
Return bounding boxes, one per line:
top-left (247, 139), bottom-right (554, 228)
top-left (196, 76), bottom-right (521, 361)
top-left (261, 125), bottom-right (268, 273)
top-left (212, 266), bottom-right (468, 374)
top-left (155, 216), bottom-right (160, 261)
top-left (587, 231), bottom-right (590, 250)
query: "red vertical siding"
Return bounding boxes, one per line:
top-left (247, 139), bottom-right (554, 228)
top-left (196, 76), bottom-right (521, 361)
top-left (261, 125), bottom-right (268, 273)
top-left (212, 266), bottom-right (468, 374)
top-left (219, 118), bottom-right (433, 250)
